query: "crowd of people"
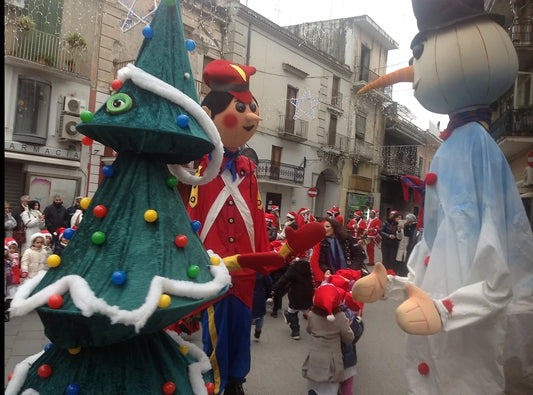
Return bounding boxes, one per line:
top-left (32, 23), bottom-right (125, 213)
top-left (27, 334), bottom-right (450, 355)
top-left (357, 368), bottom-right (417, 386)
top-left (4, 194), bottom-right (84, 322)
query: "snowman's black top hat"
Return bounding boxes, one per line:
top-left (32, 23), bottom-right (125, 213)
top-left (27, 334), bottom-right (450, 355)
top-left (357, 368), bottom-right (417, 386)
top-left (411, 0), bottom-right (505, 48)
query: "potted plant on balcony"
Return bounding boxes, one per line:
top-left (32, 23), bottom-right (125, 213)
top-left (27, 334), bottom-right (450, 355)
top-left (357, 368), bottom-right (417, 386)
top-left (35, 53), bottom-right (55, 67)
top-left (65, 32), bottom-right (87, 72)
top-left (15, 15), bottom-right (35, 31)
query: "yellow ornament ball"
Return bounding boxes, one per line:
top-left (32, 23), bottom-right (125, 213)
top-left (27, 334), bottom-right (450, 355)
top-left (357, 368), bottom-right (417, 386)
top-left (179, 345), bottom-right (189, 355)
top-left (144, 209), bottom-right (158, 223)
top-left (80, 197), bottom-right (91, 210)
top-left (68, 346), bottom-right (82, 355)
top-left (210, 256), bottom-right (221, 266)
top-left (158, 294), bottom-right (171, 308)
top-left (47, 254), bottom-right (61, 268)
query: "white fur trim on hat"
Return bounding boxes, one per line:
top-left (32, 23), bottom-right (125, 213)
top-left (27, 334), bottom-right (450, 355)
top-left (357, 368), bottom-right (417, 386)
top-left (30, 233), bottom-right (45, 244)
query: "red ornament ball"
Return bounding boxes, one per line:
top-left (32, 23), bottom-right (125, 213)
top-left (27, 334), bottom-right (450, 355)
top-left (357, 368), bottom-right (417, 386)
top-left (93, 205), bottom-right (108, 218)
top-left (47, 294), bottom-right (63, 309)
top-left (162, 381), bottom-right (176, 394)
top-left (81, 136), bottom-right (93, 146)
top-left (111, 79), bottom-right (123, 91)
top-left (205, 382), bottom-right (215, 394)
top-left (418, 362), bottom-right (430, 375)
top-left (174, 235), bottom-right (188, 248)
top-left (425, 172), bottom-right (437, 185)
top-left (38, 364), bottom-right (53, 378)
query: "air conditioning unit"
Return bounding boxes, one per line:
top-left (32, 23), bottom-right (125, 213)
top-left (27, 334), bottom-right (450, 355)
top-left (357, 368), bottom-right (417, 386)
top-left (63, 97), bottom-right (86, 115)
top-left (57, 114), bottom-right (82, 141)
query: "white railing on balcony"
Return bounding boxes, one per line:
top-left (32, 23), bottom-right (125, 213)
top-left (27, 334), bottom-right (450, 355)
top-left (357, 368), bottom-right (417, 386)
top-left (5, 29), bottom-right (88, 76)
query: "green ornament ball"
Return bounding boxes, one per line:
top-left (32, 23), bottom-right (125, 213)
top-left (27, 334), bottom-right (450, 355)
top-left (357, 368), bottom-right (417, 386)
top-left (187, 265), bottom-right (200, 279)
top-left (166, 176), bottom-right (178, 188)
top-left (91, 231), bottom-right (106, 245)
top-left (80, 111), bottom-right (94, 123)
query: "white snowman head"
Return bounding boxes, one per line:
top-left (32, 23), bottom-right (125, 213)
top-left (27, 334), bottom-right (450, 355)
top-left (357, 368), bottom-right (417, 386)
top-left (358, 0), bottom-right (518, 116)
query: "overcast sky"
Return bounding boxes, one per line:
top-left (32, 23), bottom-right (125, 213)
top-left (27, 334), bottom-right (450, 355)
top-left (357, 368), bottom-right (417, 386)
top-left (240, 0), bottom-right (450, 131)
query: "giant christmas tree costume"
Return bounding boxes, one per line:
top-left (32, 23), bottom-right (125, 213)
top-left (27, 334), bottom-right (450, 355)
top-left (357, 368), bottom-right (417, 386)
top-left (353, 0), bottom-right (533, 393)
top-left (6, 1), bottom-right (232, 394)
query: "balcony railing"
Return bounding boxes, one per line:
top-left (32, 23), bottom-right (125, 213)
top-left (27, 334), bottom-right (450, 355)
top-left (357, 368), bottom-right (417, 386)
top-left (278, 115), bottom-right (308, 142)
top-left (330, 92), bottom-right (343, 110)
top-left (356, 67), bottom-right (393, 98)
top-left (353, 138), bottom-right (375, 161)
top-left (490, 108), bottom-right (533, 142)
top-left (5, 29), bottom-right (89, 77)
top-left (256, 160), bottom-right (305, 185)
top-left (511, 21), bottom-right (533, 46)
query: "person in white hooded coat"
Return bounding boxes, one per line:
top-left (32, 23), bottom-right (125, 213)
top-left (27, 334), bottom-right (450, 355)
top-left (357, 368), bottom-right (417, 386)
top-left (353, 1), bottom-right (533, 394)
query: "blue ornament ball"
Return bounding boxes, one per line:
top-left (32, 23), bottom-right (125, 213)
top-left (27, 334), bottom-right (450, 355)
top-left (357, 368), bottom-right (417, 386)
top-left (102, 165), bottom-right (115, 177)
top-left (44, 343), bottom-right (54, 351)
top-left (176, 114), bottom-right (190, 128)
top-left (63, 228), bottom-right (75, 240)
top-left (111, 270), bottom-right (127, 285)
top-left (190, 220), bottom-right (201, 232)
top-left (66, 383), bottom-right (81, 395)
top-left (185, 39), bottom-right (196, 51)
top-left (142, 26), bottom-right (154, 39)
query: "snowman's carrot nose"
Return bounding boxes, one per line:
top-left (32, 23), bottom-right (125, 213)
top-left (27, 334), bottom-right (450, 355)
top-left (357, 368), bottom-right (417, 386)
top-left (357, 65), bottom-right (414, 95)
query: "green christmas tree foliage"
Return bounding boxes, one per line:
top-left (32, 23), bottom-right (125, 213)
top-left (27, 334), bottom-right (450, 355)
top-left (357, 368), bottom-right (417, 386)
top-left (7, 2), bottom-right (229, 394)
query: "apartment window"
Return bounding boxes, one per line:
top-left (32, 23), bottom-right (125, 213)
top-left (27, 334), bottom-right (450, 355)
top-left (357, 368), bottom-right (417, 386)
top-left (332, 76), bottom-right (340, 107)
top-left (359, 45), bottom-right (370, 82)
top-left (356, 114), bottom-right (366, 140)
top-left (328, 115), bottom-right (337, 146)
top-left (13, 76), bottom-right (51, 145)
top-left (285, 85), bottom-right (298, 133)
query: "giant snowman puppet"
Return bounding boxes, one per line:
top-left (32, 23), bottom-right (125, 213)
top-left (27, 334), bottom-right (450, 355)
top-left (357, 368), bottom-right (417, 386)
top-left (354, 1), bottom-right (533, 394)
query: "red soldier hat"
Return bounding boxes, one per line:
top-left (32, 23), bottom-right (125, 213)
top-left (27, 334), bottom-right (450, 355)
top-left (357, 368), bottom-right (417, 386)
top-left (202, 59), bottom-right (256, 103)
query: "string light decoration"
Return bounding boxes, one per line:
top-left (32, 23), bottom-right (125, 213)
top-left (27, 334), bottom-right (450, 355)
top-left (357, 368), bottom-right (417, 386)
top-left (290, 88), bottom-right (321, 120)
top-left (119, 0), bottom-right (158, 33)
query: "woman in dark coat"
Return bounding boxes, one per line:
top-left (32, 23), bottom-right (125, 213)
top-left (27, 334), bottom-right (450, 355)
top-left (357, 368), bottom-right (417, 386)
top-left (319, 218), bottom-right (366, 276)
top-left (380, 211), bottom-right (402, 272)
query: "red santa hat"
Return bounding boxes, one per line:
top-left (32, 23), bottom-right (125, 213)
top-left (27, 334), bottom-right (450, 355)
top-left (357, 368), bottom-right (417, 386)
top-left (264, 213), bottom-right (275, 223)
top-left (354, 210), bottom-right (362, 217)
top-left (371, 208), bottom-right (379, 214)
top-left (327, 206), bottom-right (340, 216)
top-left (270, 240), bottom-right (283, 252)
top-left (5, 237), bottom-right (18, 247)
top-left (286, 211), bottom-right (297, 220)
top-left (298, 207), bottom-right (310, 215)
top-left (313, 283), bottom-right (345, 322)
top-left (270, 205), bottom-right (279, 213)
top-left (202, 59), bottom-right (257, 103)
top-left (40, 230), bottom-right (52, 239)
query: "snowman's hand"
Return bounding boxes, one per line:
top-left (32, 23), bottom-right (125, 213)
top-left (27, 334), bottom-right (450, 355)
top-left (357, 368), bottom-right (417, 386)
top-left (396, 283), bottom-right (442, 335)
top-left (351, 262), bottom-right (388, 303)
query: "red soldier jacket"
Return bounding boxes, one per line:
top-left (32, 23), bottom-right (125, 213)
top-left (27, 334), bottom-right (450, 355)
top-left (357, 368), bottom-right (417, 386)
top-left (188, 153), bottom-right (270, 308)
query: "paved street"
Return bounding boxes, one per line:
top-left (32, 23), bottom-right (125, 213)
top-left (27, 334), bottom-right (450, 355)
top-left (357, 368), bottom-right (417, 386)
top-left (5, 287), bottom-right (408, 394)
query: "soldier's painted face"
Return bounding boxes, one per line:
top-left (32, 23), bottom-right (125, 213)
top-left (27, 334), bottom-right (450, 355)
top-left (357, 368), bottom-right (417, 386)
top-left (212, 98), bottom-right (261, 152)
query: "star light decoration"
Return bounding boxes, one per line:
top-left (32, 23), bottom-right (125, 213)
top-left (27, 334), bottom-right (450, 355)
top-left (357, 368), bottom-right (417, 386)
top-left (290, 88), bottom-right (321, 120)
top-left (119, 0), bottom-right (158, 32)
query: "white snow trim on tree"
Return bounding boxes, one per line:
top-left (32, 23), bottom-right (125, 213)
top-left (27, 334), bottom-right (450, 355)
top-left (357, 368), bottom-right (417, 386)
top-left (115, 63), bottom-right (223, 186)
top-left (10, 251), bottom-right (231, 332)
top-left (166, 330), bottom-right (212, 395)
top-left (4, 333), bottom-right (212, 395)
top-left (4, 351), bottom-right (43, 395)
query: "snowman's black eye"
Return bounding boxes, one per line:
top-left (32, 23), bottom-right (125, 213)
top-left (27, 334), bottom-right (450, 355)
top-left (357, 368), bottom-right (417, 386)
top-left (412, 43), bottom-right (424, 60)
top-left (106, 93), bottom-right (134, 115)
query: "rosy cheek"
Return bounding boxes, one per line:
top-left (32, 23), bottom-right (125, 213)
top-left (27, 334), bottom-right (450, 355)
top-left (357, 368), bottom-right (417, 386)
top-left (222, 114), bottom-right (238, 129)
